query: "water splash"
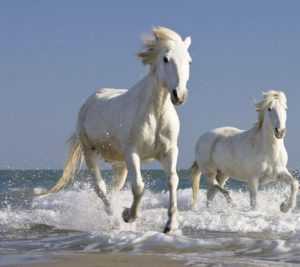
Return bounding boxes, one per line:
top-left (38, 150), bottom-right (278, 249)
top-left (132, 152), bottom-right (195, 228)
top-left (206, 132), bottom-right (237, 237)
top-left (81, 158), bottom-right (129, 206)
top-left (1, 175), bottom-right (300, 264)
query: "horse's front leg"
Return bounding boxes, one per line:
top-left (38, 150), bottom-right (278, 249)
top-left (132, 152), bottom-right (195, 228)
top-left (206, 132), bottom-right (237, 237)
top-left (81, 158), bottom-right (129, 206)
top-left (160, 148), bottom-right (179, 233)
top-left (122, 150), bottom-right (144, 223)
top-left (207, 183), bottom-right (232, 207)
top-left (278, 169), bottom-right (299, 213)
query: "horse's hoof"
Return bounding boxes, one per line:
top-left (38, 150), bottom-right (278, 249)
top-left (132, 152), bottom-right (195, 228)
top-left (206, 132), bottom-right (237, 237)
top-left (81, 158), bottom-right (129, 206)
top-left (163, 225), bottom-right (171, 234)
top-left (163, 219), bottom-right (179, 234)
top-left (122, 208), bottom-right (130, 222)
top-left (280, 202), bottom-right (290, 213)
top-left (122, 208), bottom-right (136, 223)
top-left (163, 224), bottom-right (180, 234)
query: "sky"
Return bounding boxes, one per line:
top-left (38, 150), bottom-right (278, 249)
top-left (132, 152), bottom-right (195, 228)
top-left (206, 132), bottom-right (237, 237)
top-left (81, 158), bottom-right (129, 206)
top-left (1, 1), bottom-right (300, 170)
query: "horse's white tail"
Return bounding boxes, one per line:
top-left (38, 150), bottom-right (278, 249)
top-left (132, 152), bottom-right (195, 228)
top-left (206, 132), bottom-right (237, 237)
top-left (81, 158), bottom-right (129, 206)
top-left (191, 160), bottom-right (201, 208)
top-left (40, 134), bottom-right (84, 195)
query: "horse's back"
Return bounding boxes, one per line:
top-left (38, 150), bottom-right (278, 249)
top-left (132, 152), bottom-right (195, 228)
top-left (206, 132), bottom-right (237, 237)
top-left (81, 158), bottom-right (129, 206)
top-left (196, 127), bottom-right (242, 151)
top-left (84, 88), bottom-right (128, 107)
top-left (195, 127), bottom-right (242, 172)
top-left (212, 127), bottom-right (242, 137)
top-left (77, 88), bottom-right (129, 157)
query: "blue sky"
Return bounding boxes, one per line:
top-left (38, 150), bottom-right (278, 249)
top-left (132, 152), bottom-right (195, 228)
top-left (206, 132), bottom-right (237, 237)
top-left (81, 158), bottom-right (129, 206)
top-left (1, 1), bottom-right (300, 169)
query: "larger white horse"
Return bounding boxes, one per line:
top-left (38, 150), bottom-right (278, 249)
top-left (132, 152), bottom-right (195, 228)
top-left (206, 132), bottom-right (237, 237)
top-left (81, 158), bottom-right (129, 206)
top-left (191, 91), bottom-right (298, 212)
top-left (43, 27), bottom-right (192, 233)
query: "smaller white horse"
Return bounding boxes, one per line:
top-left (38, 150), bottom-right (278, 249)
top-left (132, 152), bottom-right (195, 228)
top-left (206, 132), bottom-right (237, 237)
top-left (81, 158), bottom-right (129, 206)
top-left (191, 91), bottom-right (298, 212)
top-left (42, 27), bottom-right (192, 233)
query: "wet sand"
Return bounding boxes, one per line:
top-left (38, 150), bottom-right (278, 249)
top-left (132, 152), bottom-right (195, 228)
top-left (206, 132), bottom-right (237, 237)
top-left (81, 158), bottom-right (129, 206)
top-left (6, 253), bottom-right (292, 267)
top-left (7, 253), bottom-right (186, 267)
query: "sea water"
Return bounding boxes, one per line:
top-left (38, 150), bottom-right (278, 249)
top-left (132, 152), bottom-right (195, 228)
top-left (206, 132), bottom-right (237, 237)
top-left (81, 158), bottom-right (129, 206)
top-left (0, 169), bottom-right (300, 266)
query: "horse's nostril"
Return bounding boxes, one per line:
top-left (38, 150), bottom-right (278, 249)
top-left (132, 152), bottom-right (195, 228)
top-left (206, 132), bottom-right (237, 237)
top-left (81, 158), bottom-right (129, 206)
top-left (172, 89), bottom-right (178, 101)
top-left (275, 128), bottom-right (286, 137)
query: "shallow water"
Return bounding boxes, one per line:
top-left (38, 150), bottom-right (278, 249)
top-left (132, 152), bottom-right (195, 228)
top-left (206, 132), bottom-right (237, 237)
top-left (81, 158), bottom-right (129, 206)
top-left (0, 170), bottom-right (300, 266)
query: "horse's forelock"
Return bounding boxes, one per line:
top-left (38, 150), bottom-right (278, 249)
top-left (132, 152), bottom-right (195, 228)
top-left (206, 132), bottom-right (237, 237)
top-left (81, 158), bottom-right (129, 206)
top-left (137, 27), bottom-right (184, 66)
top-left (263, 90), bottom-right (286, 104)
top-left (153, 27), bottom-right (182, 43)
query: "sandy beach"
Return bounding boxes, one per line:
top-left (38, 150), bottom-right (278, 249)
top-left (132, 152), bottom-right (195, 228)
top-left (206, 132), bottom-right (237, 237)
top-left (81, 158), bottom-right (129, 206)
top-left (6, 253), bottom-right (292, 267)
top-left (7, 254), bottom-right (186, 267)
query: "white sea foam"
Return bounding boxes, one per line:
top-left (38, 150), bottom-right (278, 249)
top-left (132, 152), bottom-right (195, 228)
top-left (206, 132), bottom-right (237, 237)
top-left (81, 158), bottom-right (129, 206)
top-left (1, 183), bottom-right (300, 260)
top-left (3, 184), bottom-right (300, 232)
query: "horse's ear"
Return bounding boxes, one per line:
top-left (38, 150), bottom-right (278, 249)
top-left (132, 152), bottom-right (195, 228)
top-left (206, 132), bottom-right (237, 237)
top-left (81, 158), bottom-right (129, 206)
top-left (183, 36), bottom-right (191, 49)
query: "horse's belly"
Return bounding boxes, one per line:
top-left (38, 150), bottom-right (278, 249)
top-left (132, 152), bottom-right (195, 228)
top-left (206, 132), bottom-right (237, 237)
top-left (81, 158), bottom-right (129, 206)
top-left (213, 155), bottom-right (250, 181)
top-left (97, 142), bottom-right (124, 163)
top-left (259, 174), bottom-right (276, 185)
top-left (92, 133), bottom-right (157, 164)
top-left (138, 148), bottom-right (156, 163)
top-left (221, 167), bottom-right (248, 182)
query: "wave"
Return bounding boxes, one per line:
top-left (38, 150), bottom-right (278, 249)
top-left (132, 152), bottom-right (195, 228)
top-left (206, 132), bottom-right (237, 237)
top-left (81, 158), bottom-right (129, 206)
top-left (1, 182), bottom-right (300, 264)
top-left (1, 182), bottom-right (299, 233)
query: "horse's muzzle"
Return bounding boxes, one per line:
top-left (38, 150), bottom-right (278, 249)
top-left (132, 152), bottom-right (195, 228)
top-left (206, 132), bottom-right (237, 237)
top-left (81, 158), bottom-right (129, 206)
top-left (171, 89), bottom-right (187, 105)
top-left (275, 127), bottom-right (286, 139)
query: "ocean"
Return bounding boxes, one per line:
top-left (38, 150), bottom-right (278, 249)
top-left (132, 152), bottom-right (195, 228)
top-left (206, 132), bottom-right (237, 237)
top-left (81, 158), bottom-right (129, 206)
top-left (1, 169), bottom-right (300, 266)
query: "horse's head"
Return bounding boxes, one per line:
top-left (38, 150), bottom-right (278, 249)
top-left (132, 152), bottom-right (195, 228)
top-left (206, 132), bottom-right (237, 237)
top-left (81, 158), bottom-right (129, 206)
top-left (256, 91), bottom-right (287, 139)
top-left (157, 37), bottom-right (191, 105)
top-left (138, 27), bottom-right (192, 105)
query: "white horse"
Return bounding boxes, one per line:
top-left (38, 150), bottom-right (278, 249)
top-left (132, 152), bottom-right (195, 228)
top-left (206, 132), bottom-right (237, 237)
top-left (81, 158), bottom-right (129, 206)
top-left (43, 27), bottom-right (192, 233)
top-left (191, 91), bottom-right (298, 212)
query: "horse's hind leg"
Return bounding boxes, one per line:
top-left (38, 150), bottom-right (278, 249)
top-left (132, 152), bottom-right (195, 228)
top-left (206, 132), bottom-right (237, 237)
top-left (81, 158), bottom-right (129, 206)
top-left (207, 184), bottom-right (232, 208)
top-left (110, 163), bottom-right (128, 204)
top-left (205, 172), bottom-right (218, 207)
top-left (83, 147), bottom-right (112, 215)
top-left (206, 183), bottom-right (220, 207)
top-left (216, 172), bottom-right (231, 204)
top-left (206, 172), bottom-right (231, 207)
top-left (191, 161), bottom-right (201, 209)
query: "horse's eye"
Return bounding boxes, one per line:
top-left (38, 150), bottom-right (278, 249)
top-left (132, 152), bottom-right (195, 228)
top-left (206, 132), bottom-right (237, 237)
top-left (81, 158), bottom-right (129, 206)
top-left (189, 60), bottom-right (192, 65)
top-left (268, 107), bottom-right (272, 112)
top-left (163, 56), bottom-right (169, 63)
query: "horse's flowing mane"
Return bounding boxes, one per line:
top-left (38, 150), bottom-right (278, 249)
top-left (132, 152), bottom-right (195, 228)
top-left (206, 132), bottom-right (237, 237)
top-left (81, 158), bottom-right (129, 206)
top-left (137, 27), bottom-right (183, 66)
top-left (255, 90), bottom-right (287, 130)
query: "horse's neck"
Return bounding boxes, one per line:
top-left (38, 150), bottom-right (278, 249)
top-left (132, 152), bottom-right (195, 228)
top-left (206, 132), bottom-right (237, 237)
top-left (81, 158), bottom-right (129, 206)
top-left (129, 71), bottom-right (171, 118)
top-left (255, 126), bottom-right (284, 155)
